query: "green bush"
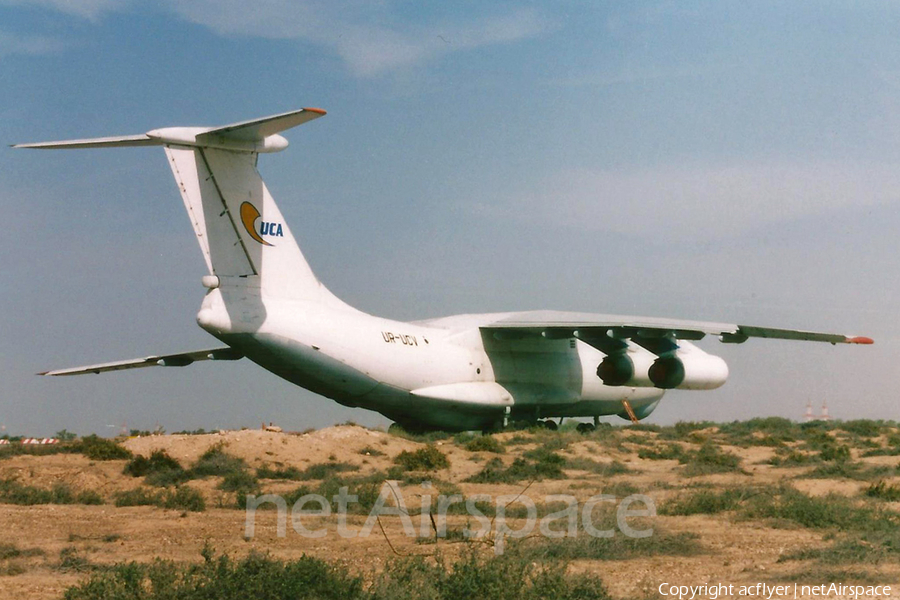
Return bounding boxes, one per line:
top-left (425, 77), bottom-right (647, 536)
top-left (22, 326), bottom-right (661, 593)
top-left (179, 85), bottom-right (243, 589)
top-left (114, 485), bottom-right (205, 512)
top-left (63, 548), bottom-right (611, 600)
top-left (565, 458), bottom-right (631, 476)
top-left (679, 442), bottom-right (743, 476)
top-left (0, 543), bottom-right (44, 560)
top-left (58, 547), bottom-right (92, 573)
top-left (78, 435), bottom-right (132, 461)
top-left (838, 420), bottom-right (887, 439)
top-left (660, 488), bottom-right (743, 515)
top-left (521, 529), bottom-right (703, 561)
top-left (637, 444), bottom-right (684, 461)
top-left (394, 445), bottom-right (450, 471)
top-left (802, 461), bottom-right (892, 481)
top-left (218, 470), bottom-right (259, 493)
top-left (163, 486), bottom-right (206, 512)
top-left (464, 435), bottom-right (505, 454)
top-left (190, 444), bottom-right (247, 478)
top-left (819, 444), bottom-right (852, 462)
top-left (0, 478), bottom-right (103, 506)
top-left (257, 465), bottom-right (305, 480)
top-left (741, 486), bottom-right (897, 532)
top-left (865, 481), bottom-right (900, 501)
top-left (768, 449), bottom-right (814, 466)
top-left (124, 450), bottom-right (184, 477)
top-left (465, 452), bottom-right (567, 484)
top-left (298, 462), bottom-right (360, 480)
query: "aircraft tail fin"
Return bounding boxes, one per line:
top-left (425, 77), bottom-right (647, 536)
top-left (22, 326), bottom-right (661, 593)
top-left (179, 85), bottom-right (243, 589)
top-left (15, 108), bottom-right (347, 307)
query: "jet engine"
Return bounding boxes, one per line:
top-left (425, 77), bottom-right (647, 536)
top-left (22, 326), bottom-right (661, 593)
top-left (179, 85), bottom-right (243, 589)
top-left (597, 341), bottom-right (728, 390)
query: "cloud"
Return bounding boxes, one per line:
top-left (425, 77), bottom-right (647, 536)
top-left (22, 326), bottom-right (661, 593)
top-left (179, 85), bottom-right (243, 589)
top-left (0, 29), bottom-right (67, 56)
top-left (479, 161), bottom-right (900, 241)
top-left (0, 0), bottom-right (128, 20)
top-left (1, 0), bottom-right (546, 76)
top-left (166, 1), bottom-right (546, 77)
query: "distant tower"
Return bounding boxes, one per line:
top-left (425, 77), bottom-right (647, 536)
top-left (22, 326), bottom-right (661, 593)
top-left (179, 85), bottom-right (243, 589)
top-left (804, 400), bottom-right (814, 422)
top-left (820, 401), bottom-right (831, 422)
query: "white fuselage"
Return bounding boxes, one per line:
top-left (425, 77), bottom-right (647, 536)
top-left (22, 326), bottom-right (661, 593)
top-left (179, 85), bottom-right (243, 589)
top-left (197, 282), bottom-right (664, 431)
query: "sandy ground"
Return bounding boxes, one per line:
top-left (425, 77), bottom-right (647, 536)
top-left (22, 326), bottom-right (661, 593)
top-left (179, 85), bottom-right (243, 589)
top-left (1, 424), bottom-right (899, 598)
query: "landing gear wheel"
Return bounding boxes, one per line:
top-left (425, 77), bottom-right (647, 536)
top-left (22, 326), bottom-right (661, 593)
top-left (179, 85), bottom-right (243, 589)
top-left (576, 422), bottom-right (596, 434)
top-left (540, 419), bottom-right (558, 431)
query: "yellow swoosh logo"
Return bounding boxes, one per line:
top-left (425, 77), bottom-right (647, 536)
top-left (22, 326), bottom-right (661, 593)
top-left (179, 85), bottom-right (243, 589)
top-left (240, 202), bottom-right (273, 246)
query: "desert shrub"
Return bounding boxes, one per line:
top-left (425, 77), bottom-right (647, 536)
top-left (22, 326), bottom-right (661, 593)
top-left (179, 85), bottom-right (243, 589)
top-left (57, 547), bottom-right (92, 573)
top-left (521, 529), bottom-right (703, 561)
top-left (76, 490), bottom-right (104, 505)
top-left (63, 548), bottom-right (611, 600)
top-left (218, 470), bottom-right (260, 493)
top-left (190, 444), bottom-right (247, 478)
top-left (164, 486), bottom-right (206, 511)
top-left (114, 487), bottom-right (162, 507)
top-left (171, 428), bottom-right (208, 435)
top-left (656, 421), bottom-right (715, 440)
top-left (838, 420), bottom-right (887, 439)
top-left (802, 461), bottom-right (892, 481)
top-left (768, 449), bottom-right (814, 466)
top-left (660, 488), bottom-right (744, 515)
top-left (114, 485), bottom-right (205, 512)
top-left (257, 465), bottom-right (305, 480)
top-left (780, 530), bottom-right (900, 565)
top-left (265, 471), bottom-right (395, 514)
top-left (0, 543), bottom-right (44, 560)
top-left (741, 486), bottom-right (898, 532)
top-left (637, 444), bottom-right (684, 460)
top-left (387, 424), bottom-right (452, 443)
top-left (77, 435), bottom-right (132, 461)
top-left (720, 417), bottom-right (797, 436)
top-left (124, 450), bottom-right (184, 477)
top-left (464, 435), bottom-right (505, 454)
top-left (394, 445), bottom-right (450, 471)
top-left (465, 452), bottom-right (567, 484)
top-left (0, 442), bottom-right (76, 459)
top-left (678, 442), bottom-right (743, 476)
top-left (865, 481), bottom-right (900, 501)
top-left (298, 462), bottom-right (360, 480)
top-left (565, 457), bottom-right (631, 476)
top-left (818, 444), bottom-right (851, 462)
top-left (861, 446), bottom-right (900, 457)
top-left (626, 423), bottom-right (661, 433)
top-left (0, 479), bottom-right (103, 506)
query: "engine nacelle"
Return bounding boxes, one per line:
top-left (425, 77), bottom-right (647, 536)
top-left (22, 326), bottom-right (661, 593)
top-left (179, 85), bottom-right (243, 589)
top-left (596, 350), bottom-right (655, 387)
top-left (649, 347), bottom-right (729, 390)
top-left (596, 341), bottom-right (728, 390)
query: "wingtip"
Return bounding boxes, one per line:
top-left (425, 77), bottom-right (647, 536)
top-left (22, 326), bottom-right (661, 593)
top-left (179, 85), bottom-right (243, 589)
top-left (846, 336), bottom-right (874, 345)
top-left (302, 107), bottom-right (327, 115)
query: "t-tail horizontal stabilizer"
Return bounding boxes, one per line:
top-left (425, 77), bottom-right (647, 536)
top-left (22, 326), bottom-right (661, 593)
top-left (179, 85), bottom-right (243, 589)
top-left (38, 348), bottom-right (243, 376)
top-left (12, 107), bottom-right (326, 153)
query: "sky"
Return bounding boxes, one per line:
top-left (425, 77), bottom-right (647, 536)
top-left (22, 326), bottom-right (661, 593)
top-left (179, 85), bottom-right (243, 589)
top-left (1, 1), bottom-right (899, 436)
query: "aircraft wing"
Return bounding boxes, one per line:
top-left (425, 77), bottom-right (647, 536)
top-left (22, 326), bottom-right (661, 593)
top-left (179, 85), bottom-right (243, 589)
top-left (480, 310), bottom-right (873, 347)
top-left (38, 348), bottom-right (243, 376)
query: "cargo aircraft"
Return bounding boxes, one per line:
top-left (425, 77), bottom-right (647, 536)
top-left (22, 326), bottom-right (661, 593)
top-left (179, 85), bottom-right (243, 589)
top-left (16, 109), bottom-right (873, 432)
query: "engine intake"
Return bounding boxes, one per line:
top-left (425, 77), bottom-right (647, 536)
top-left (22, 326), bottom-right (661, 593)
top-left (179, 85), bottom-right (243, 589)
top-left (648, 356), bottom-right (685, 389)
top-left (596, 354), bottom-right (634, 386)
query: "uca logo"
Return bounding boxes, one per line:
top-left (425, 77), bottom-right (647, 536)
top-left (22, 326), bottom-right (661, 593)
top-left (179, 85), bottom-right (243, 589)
top-left (240, 202), bottom-right (283, 246)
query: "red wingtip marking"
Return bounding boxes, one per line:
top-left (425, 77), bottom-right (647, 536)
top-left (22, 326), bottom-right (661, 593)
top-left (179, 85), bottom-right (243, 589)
top-left (847, 336), bottom-right (874, 345)
top-left (302, 107), bottom-right (327, 115)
